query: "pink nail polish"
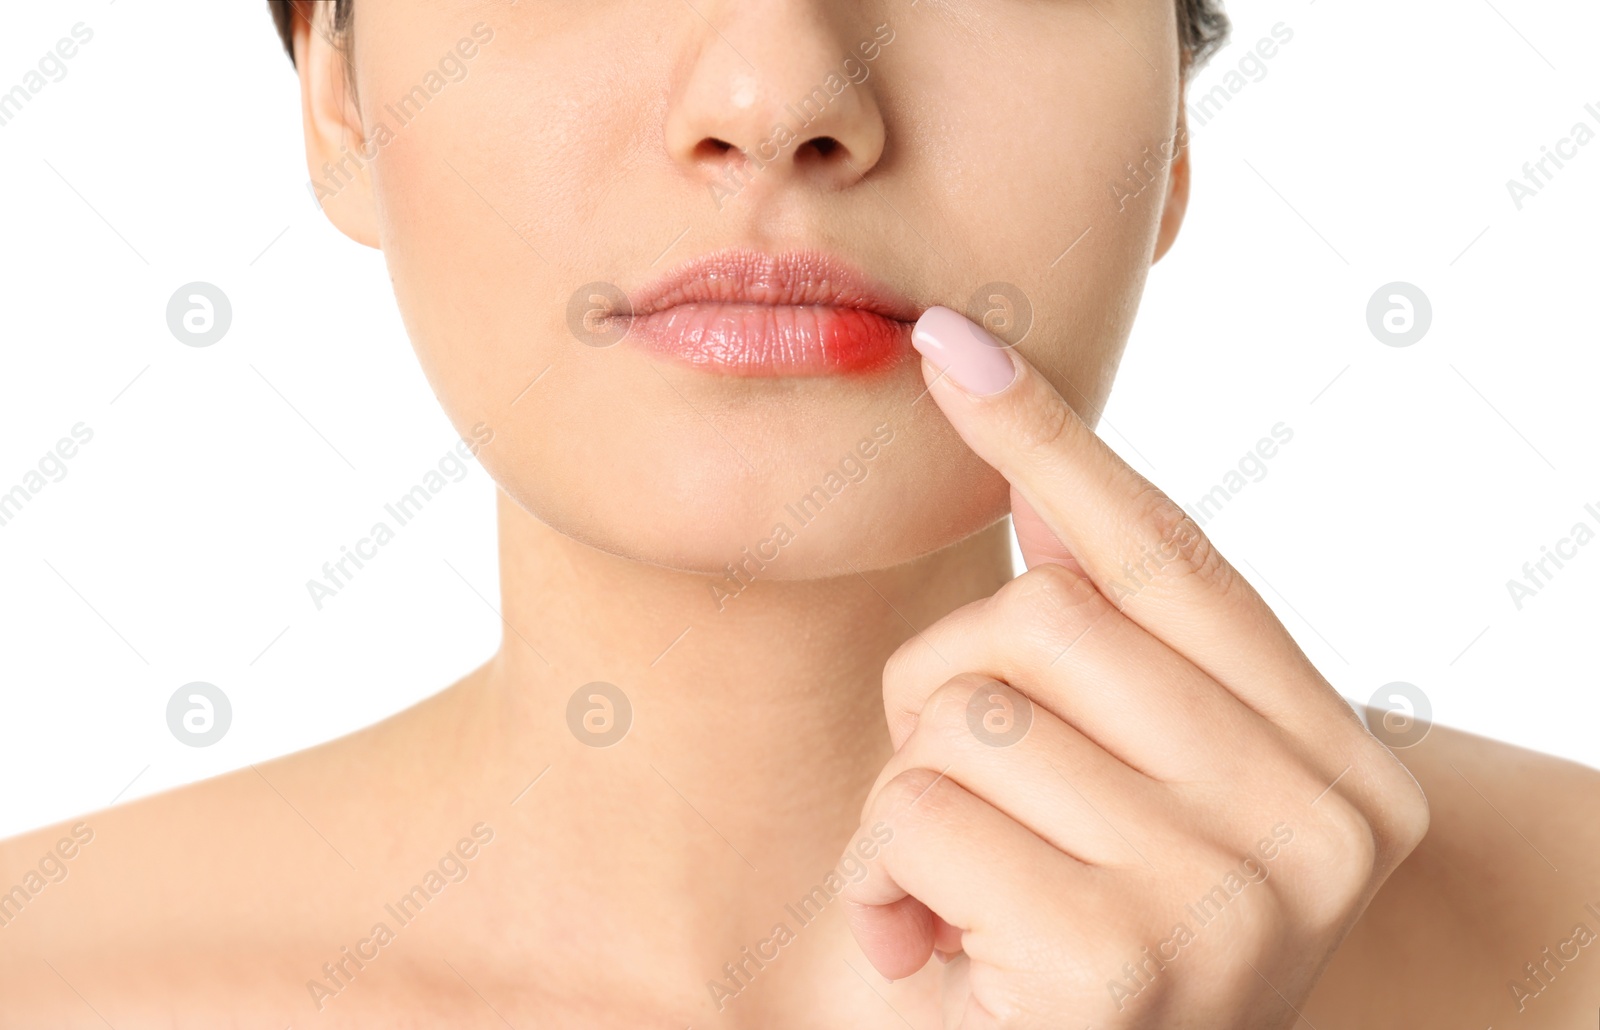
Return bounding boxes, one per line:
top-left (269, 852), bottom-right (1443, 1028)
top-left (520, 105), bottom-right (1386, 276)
top-left (911, 305), bottom-right (1017, 396)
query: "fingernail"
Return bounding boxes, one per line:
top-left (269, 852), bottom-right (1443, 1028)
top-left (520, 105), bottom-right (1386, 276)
top-left (911, 305), bottom-right (1017, 397)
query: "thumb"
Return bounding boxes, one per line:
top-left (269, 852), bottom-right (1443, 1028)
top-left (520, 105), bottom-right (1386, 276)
top-left (842, 894), bottom-right (936, 980)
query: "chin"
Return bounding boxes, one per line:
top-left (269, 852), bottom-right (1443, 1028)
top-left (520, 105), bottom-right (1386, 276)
top-left (475, 367), bottom-right (1011, 582)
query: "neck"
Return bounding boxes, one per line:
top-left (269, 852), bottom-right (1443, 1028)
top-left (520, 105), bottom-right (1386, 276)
top-left (465, 489), bottom-right (1011, 991)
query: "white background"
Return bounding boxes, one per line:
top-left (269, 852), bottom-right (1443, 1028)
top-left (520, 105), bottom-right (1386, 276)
top-left (0, 0), bottom-right (1595, 839)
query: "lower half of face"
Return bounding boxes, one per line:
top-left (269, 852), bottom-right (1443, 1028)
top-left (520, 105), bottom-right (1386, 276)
top-left (350, 0), bottom-right (1180, 577)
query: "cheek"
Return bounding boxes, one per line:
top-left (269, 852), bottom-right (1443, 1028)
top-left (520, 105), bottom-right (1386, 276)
top-left (364, 41), bottom-right (649, 450)
top-left (891, 13), bottom-right (1179, 412)
top-left (366, 12), bottom-right (660, 290)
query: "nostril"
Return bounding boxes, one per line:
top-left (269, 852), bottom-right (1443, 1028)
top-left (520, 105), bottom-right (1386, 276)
top-left (799, 136), bottom-right (842, 161)
top-left (692, 137), bottom-right (738, 161)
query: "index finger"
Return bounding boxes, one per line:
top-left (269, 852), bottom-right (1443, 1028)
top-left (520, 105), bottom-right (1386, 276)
top-left (910, 305), bottom-right (1348, 734)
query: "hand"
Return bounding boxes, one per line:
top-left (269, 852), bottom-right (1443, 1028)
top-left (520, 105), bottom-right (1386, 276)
top-left (840, 306), bottom-right (1430, 1029)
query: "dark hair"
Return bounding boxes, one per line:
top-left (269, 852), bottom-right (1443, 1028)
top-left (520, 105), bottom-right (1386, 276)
top-left (270, 0), bottom-right (1229, 72)
top-left (268, 1), bottom-right (352, 64)
top-left (1175, 0), bottom-right (1230, 70)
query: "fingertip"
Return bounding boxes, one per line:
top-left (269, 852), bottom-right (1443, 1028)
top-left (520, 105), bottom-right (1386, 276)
top-left (912, 305), bottom-right (1018, 397)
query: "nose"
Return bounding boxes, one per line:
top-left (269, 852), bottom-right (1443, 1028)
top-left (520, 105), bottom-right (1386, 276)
top-left (665, 7), bottom-right (890, 195)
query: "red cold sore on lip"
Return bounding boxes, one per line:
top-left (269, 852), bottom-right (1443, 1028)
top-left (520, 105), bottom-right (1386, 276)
top-left (619, 249), bottom-right (919, 376)
top-left (625, 303), bottom-right (912, 376)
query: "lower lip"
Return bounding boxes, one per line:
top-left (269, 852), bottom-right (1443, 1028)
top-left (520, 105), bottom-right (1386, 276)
top-left (623, 303), bottom-right (912, 376)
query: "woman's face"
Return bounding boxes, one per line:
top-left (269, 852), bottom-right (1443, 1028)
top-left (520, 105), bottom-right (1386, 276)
top-left (302, 0), bottom-right (1188, 577)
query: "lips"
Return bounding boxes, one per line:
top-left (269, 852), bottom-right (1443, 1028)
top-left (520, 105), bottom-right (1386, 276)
top-left (618, 249), bottom-right (919, 376)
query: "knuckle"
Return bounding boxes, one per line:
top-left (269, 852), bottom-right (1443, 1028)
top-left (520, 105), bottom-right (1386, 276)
top-left (921, 675), bottom-right (991, 745)
top-left (1010, 383), bottom-right (1078, 457)
top-left (1304, 792), bottom-right (1379, 926)
top-left (1170, 837), bottom-right (1296, 949)
top-left (869, 767), bottom-right (952, 825)
top-left (1000, 561), bottom-right (1104, 627)
top-left (1390, 779), bottom-right (1432, 858)
top-left (1362, 747), bottom-right (1432, 867)
top-left (882, 637), bottom-right (918, 689)
top-left (882, 599), bottom-right (985, 733)
top-left (1240, 863), bottom-right (1294, 934)
top-left (1131, 484), bottom-right (1239, 598)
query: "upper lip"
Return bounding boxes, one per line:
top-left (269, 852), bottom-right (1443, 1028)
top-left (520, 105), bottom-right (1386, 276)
top-left (623, 248), bottom-right (921, 324)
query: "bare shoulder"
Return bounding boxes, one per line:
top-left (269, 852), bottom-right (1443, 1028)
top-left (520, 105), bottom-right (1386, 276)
top-left (1308, 712), bottom-right (1600, 1028)
top-left (0, 670), bottom-right (509, 1027)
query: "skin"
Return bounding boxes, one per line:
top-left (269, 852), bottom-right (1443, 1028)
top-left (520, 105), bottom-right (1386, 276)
top-left (2, 0), bottom-right (1597, 1025)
